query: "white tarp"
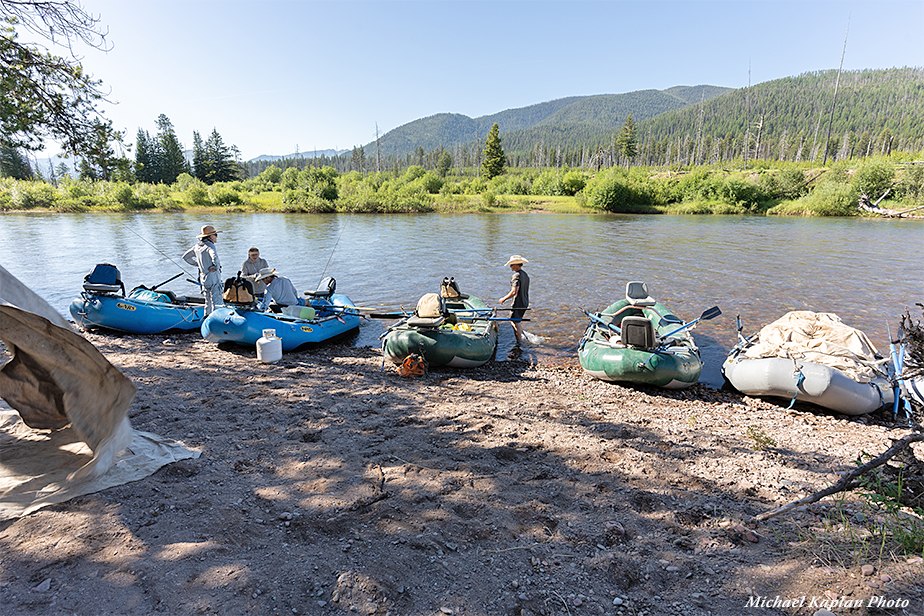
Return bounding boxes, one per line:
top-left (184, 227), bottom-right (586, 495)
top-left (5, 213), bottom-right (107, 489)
top-left (744, 310), bottom-right (886, 381)
top-left (0, 264), bottom-right (199, 520)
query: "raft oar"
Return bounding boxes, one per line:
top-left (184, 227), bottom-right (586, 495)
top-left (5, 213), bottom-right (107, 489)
top-left (457, 316), bottom-right (531, 322)
top-left (151, 272), bottom-right (184, 291)
top-left (662, 306), bottom-right (722, 338)
top-left (582, 309), bottom-right (621, 334)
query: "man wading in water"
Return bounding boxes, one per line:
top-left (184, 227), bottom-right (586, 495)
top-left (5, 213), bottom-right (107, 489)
top-left (498, 254), bottom-right (530, 346)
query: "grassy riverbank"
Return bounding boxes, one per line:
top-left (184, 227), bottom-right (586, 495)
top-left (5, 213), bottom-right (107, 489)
top-left (2, 158), bottom-right (922, 216)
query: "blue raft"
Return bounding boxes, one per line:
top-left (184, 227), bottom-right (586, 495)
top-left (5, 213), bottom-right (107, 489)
top-left (201, 294), bottom-right (360, 351)
top-left (70, 285), bottom-right (204, 334)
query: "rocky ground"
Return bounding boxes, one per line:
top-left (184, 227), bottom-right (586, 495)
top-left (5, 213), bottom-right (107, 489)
top-left (1, 330), bottom-right (923, 616)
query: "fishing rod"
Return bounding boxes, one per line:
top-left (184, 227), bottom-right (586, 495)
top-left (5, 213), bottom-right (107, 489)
top-left (121, 222), bottom-right (197, 278)
top-left (317, 216), bottom-right (349, 287)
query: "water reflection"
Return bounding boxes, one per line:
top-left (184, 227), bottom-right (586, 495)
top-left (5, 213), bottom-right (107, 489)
top-left (1, 211), bottom-right (921, 387)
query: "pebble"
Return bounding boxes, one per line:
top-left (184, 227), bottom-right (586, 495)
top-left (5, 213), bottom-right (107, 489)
top-left (860, 564), bottom-right (875, 576)
top-left (33, 578), bottom-right (51, 592)
top-left (813, 610), bottom-right (837, 616)
top-left (880, 574), bottom-right (891, 583)
top-left (612, 597), bottom-right (624, 606)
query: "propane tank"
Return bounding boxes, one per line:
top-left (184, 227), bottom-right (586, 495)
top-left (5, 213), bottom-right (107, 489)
top-left (256, 329), bottom-right (282, 363)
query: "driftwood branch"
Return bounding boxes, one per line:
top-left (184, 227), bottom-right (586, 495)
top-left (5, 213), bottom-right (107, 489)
top-left (753, 432), bottom-right (924, 522)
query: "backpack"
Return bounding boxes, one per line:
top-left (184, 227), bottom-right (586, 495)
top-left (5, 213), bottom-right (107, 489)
top-left (222, 272), bottom-right (256, 305)
top-left (83, 263), bottom-right (125, 296)
top-left (440, 276), bottom-right (467, 299)
top-left (399, 353), bottom-right (426, 377)
top-left (416, 293), bottom-right (446, 318)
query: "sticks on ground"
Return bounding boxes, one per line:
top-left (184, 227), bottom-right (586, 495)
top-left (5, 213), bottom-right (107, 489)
top-left (753, 431), bottom-right (924, 522)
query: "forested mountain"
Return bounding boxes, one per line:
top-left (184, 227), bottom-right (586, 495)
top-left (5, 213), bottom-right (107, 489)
top-left (240, 69), bottom-right (921, 177)
top-left (636, 67), bottom-right (924, 165)
top-left (357, 69), bottom-right (922, 169)
top-left (367, 86), bottom-right (730, 159)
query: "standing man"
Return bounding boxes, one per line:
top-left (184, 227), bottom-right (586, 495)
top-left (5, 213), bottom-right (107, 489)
top-left (241, 247), bottom-right (269, 297)
top-left (498, 254), bottom-right (530, 345)
top-left (183, 225), bottom-right (222, 314)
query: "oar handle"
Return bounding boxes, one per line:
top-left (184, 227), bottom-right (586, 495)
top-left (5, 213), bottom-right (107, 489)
top-left (152, 271), bottom-right (184, 291)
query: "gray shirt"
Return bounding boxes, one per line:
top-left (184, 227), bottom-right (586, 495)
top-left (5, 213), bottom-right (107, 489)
top-left (260, 275), bottom-right (300, 310)
top-left (182, 239), bottom-right (221, 289)
top-left (241, 257), bottom-right (268, 294)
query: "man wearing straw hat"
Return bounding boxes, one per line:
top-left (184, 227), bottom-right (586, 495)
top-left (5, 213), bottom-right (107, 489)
top-left (254, 268), bottom-right (306, 312)
top-left (498, 254), bottom-right (530, 345)
top-left (182, 225), bottom-right (222, 314)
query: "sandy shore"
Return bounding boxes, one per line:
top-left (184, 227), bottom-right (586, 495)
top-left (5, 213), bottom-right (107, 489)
top-left (1, 330), bottom-right (922, 616)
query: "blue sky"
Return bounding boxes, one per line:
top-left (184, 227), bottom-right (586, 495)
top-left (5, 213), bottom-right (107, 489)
top-left (39, 0), bottom-right (924, 161)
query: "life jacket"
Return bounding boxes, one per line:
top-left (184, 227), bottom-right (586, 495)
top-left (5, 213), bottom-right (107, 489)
top-left (222, 272), bottom-right (256, 305)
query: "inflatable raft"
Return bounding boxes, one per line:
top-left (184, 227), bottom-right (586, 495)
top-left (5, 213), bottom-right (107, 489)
top-left (722, 311), bottom-right (894, 415)
top-left (578, 282), bottom-right (712, 389)
top-left (382, 293), bottom-right (498, 368)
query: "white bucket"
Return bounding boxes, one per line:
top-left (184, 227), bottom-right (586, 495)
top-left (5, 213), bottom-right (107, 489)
top-left (257, 329), bottom-right (282, 363)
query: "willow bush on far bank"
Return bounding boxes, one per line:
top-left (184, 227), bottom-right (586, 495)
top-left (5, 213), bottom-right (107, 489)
top-left (2, 158), bottom-right (923, 216)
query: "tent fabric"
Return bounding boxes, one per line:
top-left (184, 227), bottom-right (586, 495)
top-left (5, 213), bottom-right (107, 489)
top-left (744, 311), bottom-right (885, 381)
top-left (0, 406), bottom-right (200, 520)
top-left (0, 264), bottom-right (199, 519)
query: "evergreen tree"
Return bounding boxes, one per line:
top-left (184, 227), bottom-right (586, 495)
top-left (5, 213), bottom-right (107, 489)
top-left (192, 130), bottom-right (209, 182)
top-left (0, 144), bottom-right (33, 179)
top-left (204, 128), bottom-right (239, 183)
top-left (481, 123), bottom-right (506, 179)
top-left (615, 114), bottom-right (638, 168)
top-left (134, 129), bottom-right (156, 183)
top-left (156, 114), bottom-right (187, 183)
top-left (437, 150), bottom-right (453, 177)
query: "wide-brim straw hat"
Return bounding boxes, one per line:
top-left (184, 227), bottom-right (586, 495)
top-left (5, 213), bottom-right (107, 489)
top-left (197, 225), bottom-right (221, 238)
top-left (254, 267), bottom-right (277, 282)
top-left (504, 254), bottom-right (529, 266)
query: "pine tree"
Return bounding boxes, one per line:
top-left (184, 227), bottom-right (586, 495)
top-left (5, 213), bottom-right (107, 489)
top-left (192, 131), bottom-right (209, 182)
top-left (204, 128), bottom-right (239, 183)
top-left (481, 123), bottom-right (506, 179)
top-left (615, 114), bottom-right (638, 169)
top-left (156, 114), bottom-right (187, 183)
top-left (134, 129), bottom-right (156, 183)
top-left (0, 144), bottom-right (33, 179)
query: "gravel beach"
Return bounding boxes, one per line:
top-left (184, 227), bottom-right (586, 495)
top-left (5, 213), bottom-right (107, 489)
top-left (1, 330), bottom-right (922, 616)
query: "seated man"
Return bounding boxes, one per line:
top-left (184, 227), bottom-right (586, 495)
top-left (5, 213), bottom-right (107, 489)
top-left (254, 268), bottom-right (306, 311)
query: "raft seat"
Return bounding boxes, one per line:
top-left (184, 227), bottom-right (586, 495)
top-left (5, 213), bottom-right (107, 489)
top-left (621, 316), bottom-right (656, 349)
top-left (83, 282), bottom-right (124, 295)
top-left (304, 276), bottom-right (336, 299)
top-left (407, 316), bottom-right (446, 329)
top-left (625, 281), bottom-right (655, 307)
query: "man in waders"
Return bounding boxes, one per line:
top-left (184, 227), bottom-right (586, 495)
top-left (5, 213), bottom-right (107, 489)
top-left (183, 225), bottom-right (222, 314)
top-left (498, 254), bottom-right (530, 345)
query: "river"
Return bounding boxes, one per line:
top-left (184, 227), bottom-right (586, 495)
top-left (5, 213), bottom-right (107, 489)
top-left (1, 211), bottom-right (921, 387)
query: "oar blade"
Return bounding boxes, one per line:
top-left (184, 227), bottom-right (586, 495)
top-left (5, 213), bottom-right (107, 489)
top-left (701, 306), bottom-right (722, 321)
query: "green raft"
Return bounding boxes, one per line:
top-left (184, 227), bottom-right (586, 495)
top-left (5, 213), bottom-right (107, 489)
top-left (382, 294), bottom-right (498, 368)
top-left (578, 282), bottom-right (705, 389)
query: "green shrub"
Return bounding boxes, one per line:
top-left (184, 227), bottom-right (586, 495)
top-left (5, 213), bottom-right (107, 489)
top-left (419, 172), bottom-right (444, 194)
top-left (583, 172), bottom-right (633, 211)
top-left (208, 183), bottom-right (243, 206)
top-left (562, 170), bottom-right (587, 196)
top-left (186, 185), bottom-right (210, 206)
top-left (895, 165), bottom-right (924, 202)
top-left (9, 181), bottom-right (57, 209)
top-left (768, 182), bottom-right (859, 216)
top-left (852, 162), bottom-right (895, 198)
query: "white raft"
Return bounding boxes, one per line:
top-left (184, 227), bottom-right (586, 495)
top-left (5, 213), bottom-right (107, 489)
top-left (722, 311), bottom-right (894, 415)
